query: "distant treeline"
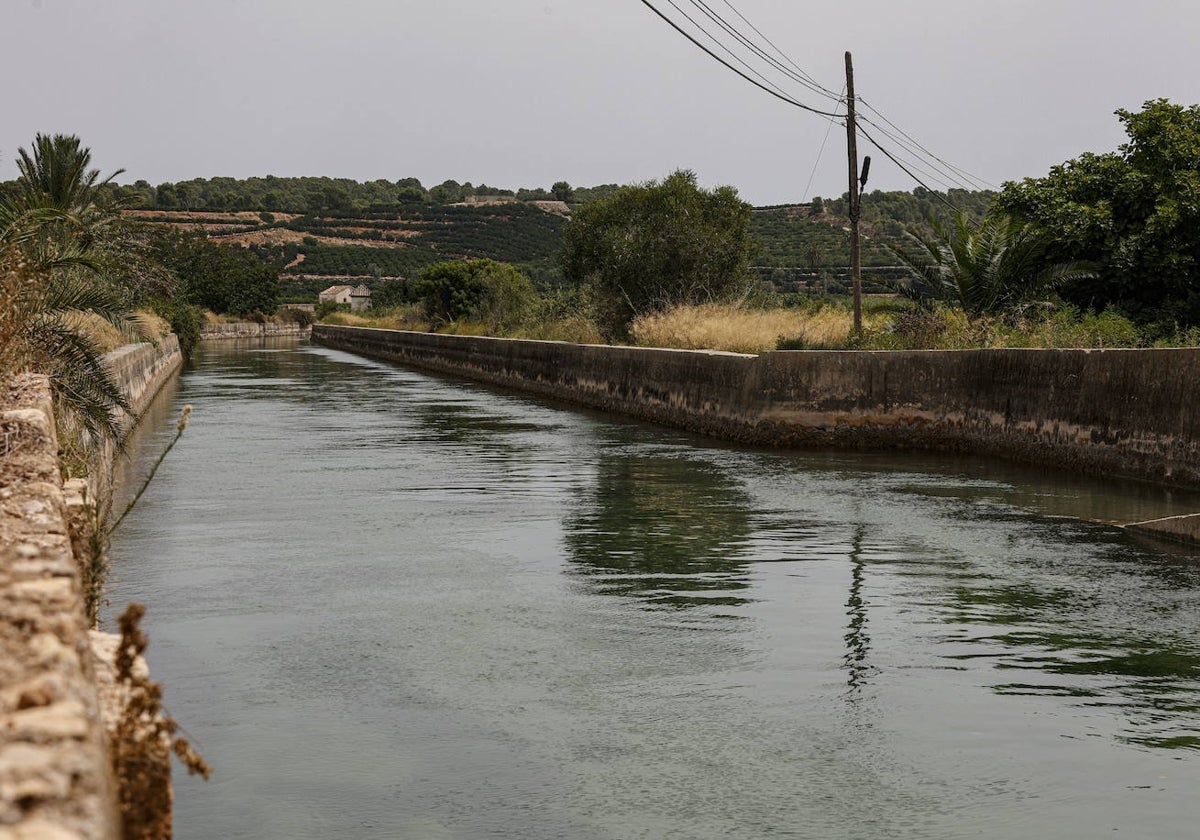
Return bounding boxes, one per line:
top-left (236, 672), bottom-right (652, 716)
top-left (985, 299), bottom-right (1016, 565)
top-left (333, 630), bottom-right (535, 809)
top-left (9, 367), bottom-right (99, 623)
top-left (0, 175), bottom-right (622, 214)
top-left (0, 173), bottom-right (993, 224)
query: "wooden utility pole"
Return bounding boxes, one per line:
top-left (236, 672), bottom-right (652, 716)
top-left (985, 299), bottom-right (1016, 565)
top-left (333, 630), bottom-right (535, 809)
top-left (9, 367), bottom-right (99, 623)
top-left (845, 51), bottom-right (862, 332)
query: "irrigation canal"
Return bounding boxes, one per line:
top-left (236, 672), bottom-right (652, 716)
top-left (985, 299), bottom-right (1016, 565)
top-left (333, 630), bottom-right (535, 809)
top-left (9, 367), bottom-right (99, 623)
top-left (107, 337), bottom-right (1200, 840)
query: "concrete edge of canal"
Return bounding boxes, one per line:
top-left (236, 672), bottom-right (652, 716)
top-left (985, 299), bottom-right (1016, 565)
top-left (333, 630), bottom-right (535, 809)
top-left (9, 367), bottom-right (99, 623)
top-left (312, 324), bottom-right (1200, 544)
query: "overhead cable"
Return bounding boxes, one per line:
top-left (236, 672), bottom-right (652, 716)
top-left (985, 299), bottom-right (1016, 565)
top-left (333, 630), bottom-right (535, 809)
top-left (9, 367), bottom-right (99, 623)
top-left (856, 115), bottom-right (975, 192)
top-left (686, 0), bottom-right (843, 102)
top-left (639, 0), bottom-right (986, 203)
top-left (803, 86), bottom-right (846, 201)
top-left (856, 123), bottom-right (961, 211)
top-left (637, 0), bottom-right (843, 117)
top-left (717, 0), bottom-right (841, 97)
top-left (661, 0), bottom-right (807, 103)
top-left (858, 98), bottom-right (996, 191)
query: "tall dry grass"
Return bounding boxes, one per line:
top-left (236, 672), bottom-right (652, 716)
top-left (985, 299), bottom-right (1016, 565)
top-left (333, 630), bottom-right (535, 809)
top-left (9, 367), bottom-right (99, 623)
top-left (511, 315), bottom-right (605, 345)
top-left (629, 302), bottom-right (884, 354)
top-left (319, 306), bottom-right (606, 345)
top-left (322, 306), bottom-right (431, 332)
top-left (67, 310), bottom-right (171, 354)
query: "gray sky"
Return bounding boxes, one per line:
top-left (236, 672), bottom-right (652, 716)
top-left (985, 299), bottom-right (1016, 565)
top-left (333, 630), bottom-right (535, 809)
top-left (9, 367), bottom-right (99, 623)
top-left (3, 0), bottom-right (1197, 205)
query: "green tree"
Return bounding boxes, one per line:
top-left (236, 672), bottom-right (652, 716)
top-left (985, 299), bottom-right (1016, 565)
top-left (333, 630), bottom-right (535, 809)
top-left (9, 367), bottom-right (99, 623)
top-left (551, 181), bottom-right (574, 202)
top-left (997, 99), bottom-right (1200, 331)
top-left (559, 170), bottom-right (755, 337)
top-left (12, 134), bottom-right (124, 215)
top-left (429, 180), bottom-right (465, 204)
top-left (888, 212), bottom-right (1095, 317)
top-left (413, 259), bottom-right (537, 330)
top-left (371, 277), bottom-right (411, 309)
top-left (150, 229), bottom-right (278, 316)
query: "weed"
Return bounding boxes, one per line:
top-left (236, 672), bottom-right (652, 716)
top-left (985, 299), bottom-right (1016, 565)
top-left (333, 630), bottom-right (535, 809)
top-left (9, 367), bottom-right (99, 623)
top-left (111, 603), bottom-right (211, 839)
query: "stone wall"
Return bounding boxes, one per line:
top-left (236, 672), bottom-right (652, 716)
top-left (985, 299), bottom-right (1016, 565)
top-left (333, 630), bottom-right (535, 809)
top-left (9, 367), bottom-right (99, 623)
top-left (200, 322), bottom-right (310, 340)
top-left (0, 375), bottom-right (119, 840)
top-left (1, 339), bottom-right (183, 839)
top-left (314, 326), bottom-right (1200, 490)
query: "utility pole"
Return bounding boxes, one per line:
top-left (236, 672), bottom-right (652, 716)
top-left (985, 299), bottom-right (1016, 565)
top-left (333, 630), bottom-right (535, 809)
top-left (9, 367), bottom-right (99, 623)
top-left (845, 51), bottom-right (862, 333)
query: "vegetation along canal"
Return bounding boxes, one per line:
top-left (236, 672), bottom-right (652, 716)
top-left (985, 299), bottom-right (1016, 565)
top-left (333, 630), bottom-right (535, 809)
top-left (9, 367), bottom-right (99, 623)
top-left (107, 337), bottom-right (1200, 840)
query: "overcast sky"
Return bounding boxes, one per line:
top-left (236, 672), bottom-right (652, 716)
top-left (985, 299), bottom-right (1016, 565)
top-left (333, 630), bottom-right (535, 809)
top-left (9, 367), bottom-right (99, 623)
top-left (3, 0), bottom-right (1197, 205)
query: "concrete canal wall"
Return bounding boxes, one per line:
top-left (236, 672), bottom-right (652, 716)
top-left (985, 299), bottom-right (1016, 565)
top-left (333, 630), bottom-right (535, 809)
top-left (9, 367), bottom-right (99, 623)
top-left (200, 322), bottom-right (310, 340)
top-left (314, 325), bottom-right (1200, 490)
top-left (0, 339), bottom-right (182, 839)
top-left (104, 334), bottom-right (183, 418)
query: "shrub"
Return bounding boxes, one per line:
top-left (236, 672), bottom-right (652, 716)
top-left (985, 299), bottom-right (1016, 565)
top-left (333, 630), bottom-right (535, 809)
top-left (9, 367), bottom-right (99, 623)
top-left (150, 299), bottom-right (204, 358)
top-left (413, 259), bottom-right (538, 331)
top-left (315, 300), bottom-right (350, 320)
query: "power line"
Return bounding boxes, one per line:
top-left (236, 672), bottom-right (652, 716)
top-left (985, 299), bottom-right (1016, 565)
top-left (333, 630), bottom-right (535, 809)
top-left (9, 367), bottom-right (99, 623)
top-left (692, 1), bottom-right (995, 193)
top-left (858, 97), bottom-right (996, 190)
top-left (637, 0), bottom-right (843, 117)
top-left (661, 0), bottom-right (807, 104)
top-left (638, 0), bottom-right (985, 204)
top-left (709, 0), bottom-right (987, 198)
top-left (803, 86), bottom-right (846, 201)
top-left (685, 0), bottom-right (842, 102)
top-left (856, 122), bottom-right (960, 211)
top-left (717, 0), bottom-right (841, 97)
top-left (856, 115), bottom-right (974, 192)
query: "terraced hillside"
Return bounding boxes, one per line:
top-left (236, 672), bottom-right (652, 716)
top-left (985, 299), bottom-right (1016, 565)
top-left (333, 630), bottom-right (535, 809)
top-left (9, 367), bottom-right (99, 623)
top-left (122, 186), bottom-right (994, 302)
top-left (127, 204), bottom-right (569, 302)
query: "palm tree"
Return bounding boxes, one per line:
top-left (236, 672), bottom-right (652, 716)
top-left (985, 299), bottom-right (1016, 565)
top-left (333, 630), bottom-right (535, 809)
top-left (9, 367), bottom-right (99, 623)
top-left (0, 135), bottom-right (152, 446)
top-left (889, 212), bottom-right (1095, 317)
top-left (15, 134), bottom-right (123, 210)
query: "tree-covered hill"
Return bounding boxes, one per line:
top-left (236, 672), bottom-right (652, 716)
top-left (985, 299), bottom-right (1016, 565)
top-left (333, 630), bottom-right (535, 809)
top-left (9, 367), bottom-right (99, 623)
top-left (0, 171), bottom-right (994, 301)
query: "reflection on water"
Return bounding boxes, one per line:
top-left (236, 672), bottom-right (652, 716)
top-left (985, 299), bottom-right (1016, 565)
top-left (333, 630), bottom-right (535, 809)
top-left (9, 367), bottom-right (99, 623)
top-left (564, 452), bottom-right (754, 610)
top-left (844, 523), bottom-right (875, 695)
top-left (937, 533), bottom-right (1200, 751)
top-left (107, 338), bottom-right (1200, 840)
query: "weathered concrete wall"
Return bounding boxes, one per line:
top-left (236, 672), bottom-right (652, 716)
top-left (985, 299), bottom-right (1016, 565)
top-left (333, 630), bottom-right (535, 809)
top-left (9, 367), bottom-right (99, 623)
top-left (200, 322), bottom-right (310, 340)
top-left (1, 339), bottom-right (183, 839)
top-left (105, 335), bottom-right (183, 421)
top-left (314, 326), bottom-right (1200, 490)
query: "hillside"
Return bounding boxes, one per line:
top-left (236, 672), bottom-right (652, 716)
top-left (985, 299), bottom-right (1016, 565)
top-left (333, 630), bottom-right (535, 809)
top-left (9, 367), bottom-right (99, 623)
top-left (125, 203), bottom-right (570, 301)
top-left (97, 177), bottom-right (996, 302)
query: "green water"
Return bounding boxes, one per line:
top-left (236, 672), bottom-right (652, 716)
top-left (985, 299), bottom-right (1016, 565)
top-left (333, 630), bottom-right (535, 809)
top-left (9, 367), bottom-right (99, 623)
top-left (107, 338), bottom-right (1200, 839)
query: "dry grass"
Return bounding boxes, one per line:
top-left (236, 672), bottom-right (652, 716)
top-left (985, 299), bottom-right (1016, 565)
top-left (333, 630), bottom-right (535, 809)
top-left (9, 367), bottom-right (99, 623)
top-left (629, 302), bottom-right (884, 354)
top-left (0, 250), bottom-right (25, 375)
top-left (319, 299), bottom-right (1150, 352)
top-left (320, 307), bottom-right (605, 344)
top-left (322, 307), bottom-right (431, 332)
top-left (513, 315), bottom-right (605, 345)
top-left (66, 310), bottom-right (172, 354)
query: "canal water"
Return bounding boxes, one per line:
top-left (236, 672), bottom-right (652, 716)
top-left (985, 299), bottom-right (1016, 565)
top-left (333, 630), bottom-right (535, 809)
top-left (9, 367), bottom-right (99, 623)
top-left (106, 338), bottom-right (1200, 840)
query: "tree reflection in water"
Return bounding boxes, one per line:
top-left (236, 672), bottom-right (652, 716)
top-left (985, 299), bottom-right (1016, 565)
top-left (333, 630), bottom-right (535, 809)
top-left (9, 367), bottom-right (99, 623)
top-left (562, 454), bottom-right (754, 611)
top-left (844, 522), bottom-right (877, 697)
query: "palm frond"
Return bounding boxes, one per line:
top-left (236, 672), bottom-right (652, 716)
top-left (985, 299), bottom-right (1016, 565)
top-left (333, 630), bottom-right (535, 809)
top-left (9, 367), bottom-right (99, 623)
top-left (889, 211), bottom-right (1093, 318)
top-left (27, 316), bottom-right (131, 445)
